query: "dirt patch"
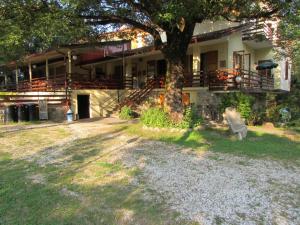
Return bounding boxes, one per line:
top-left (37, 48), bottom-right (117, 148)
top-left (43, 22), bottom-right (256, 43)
top-left (27, 173), bottom-right (46, 185)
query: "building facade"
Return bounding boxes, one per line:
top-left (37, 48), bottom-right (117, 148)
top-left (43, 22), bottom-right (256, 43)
top-left (0, 19), bottom-right (292, 121)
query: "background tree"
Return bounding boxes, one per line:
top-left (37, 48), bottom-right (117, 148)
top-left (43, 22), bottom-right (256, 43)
top-left (0, 0), bottom-right (91, 64)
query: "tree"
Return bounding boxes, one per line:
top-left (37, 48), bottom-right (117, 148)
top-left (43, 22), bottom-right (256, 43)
top-left (0, 0), bottom-right (294, 121)
top-left (75, 0), bottom-right (291, 121)
top-left (0, 0), bottom-right (91, 63)
top-left (277, 0), bottom-right (300, 79)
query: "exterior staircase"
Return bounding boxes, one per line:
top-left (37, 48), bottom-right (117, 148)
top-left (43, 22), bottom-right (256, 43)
top-left (99, 78), bottom-right (159, 117)
top-left (118, 78), bottom-right (159, 109)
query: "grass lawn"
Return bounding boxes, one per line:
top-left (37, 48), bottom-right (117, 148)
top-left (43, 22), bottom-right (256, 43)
top-left (122, 123), bottom-right (300, 165)
top-left (0, 125), bottom-right (194, 225)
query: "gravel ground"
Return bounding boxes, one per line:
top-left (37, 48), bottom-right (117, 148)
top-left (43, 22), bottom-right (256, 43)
top-left (121, 139), bottom-right (300, 225)
top-left (8, 118), bottom-right (299, 225)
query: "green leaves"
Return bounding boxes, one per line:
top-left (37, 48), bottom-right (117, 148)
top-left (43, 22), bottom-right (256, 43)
top-left (0, 0), bottom-right (91, 63)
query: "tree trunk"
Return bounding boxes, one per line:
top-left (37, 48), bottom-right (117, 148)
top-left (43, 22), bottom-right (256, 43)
top-left (162, 23), bottom-right (195, 122)
top-left (164, 57), bottom-right (185, 122)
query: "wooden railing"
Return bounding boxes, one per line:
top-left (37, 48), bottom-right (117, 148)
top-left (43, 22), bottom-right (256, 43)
top-left (242, 20), bottom-right (273, 41)
top-left (0, 69), bottom-right (274, 93)
top-left (119, 78), bottom-right (159, 109)
top-left (208, 69), bottom-right (274, 92)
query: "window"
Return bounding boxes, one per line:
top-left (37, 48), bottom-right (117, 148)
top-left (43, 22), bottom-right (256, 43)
top-left (95, 66), bottom-right (105, 80)
top-left (285, 60), bottom-right (289, 80)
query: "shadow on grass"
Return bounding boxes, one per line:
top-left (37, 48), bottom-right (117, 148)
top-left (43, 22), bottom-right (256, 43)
top-left (0, 127), bottom-right (190, 225)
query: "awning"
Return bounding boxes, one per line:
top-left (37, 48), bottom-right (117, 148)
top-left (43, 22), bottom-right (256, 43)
top-left (256, 62), bottom-right (278, 70)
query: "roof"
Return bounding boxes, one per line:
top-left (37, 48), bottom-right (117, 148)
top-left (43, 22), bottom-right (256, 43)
top-left (3, 23), bottom-right (250, 67)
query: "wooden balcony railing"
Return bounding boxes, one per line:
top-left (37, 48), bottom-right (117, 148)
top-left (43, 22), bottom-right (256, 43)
top-left (208, 69), bottom-right (274, 92)
top-left (242, 20), bottom-right (273, 41)
top-left (0, 69), bottom-right (274, 93)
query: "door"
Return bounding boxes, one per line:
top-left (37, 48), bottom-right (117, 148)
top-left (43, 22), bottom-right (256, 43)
top-left (77, 95), bottom-right (90, 119)
top-left (201, 51), bottom-right (218, 85)
top-left (201, 51), bottom-right (218, 73)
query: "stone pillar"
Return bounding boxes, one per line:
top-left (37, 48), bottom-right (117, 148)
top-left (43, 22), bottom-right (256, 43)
top-left (125, 59), bottom-right (132, 89)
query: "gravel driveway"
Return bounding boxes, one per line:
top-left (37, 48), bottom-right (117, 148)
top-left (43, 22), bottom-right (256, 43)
top-left (10, 118), bottom-right (299, 225)
top-left (121, 138), bottom-right (300, 225)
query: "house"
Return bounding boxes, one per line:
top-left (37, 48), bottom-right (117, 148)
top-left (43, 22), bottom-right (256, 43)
top-left (0, 19), bottom-right (292, 121)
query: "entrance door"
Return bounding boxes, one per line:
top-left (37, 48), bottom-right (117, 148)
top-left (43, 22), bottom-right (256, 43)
top-left (200, 51), bottom-right (218, 73)
top-left (201, 51), bottom-right (218, 85)
top-left (77, 95), bottom-right (90, 119)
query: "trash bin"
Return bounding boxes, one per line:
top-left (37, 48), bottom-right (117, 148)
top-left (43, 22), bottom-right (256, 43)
top-left (5, 105), bottom-right (18, 122)
top-left (18, 104), bottom-right (29, 122)
top-left (66, 109), bottom-right (73, 122)
top-left (28, 104), bottom-right (39, 121)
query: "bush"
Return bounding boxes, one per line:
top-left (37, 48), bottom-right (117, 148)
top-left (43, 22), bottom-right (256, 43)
top-left (247, 110), bottom-right (265, 126)
top-left (219, 93), bottom-right (254, 123)
top-left (176, 105), bottom-right (203, 129)
top-left (140, 107), bottom-right (171, 128)
top-left (141, 106), bottom-right (203, 129)
top-left (119, 106), bottom-right (134, 120)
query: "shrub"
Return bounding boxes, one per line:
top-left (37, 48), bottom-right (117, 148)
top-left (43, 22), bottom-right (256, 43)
top-left (219, 93), bottom-right (254, 123)
top-left (247, 110), bottom-right (265, 126)
top-left (141, 106), bottom-right (203, 129)
top-left (176, 105), bottom-right (203, 129)
top-left (140, 107), bottom-right (171, 128)
top-left (119, 106), bottom-right (134, 120)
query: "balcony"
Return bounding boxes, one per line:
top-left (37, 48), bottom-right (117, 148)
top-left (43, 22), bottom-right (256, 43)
top-left (242, 21), bottom-right (273, 42)
top-left (208, 69), bottom-right (274, 92)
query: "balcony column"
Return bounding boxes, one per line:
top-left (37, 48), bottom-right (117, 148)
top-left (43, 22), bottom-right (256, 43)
top-left (192, 46), bottom-right (201, 73)
top-left (4, 73), bottom-right (7, 86)
top-left (192, 45), bottom-right (201, 86)
top-left (67, 50), bottom-right (72, 75)
top-left (66, 50), bottom-right (72, 104)
top-left (28, 62), bottom-right (32, 82)
top-left (15, 66), bottom-right (19, 91)
top-left (125, 59), bottom-right (132, 89)
top-left (45, 58), bottom-right (49, 80)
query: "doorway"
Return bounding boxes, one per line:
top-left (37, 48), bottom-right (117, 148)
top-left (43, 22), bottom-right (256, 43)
top-left (200, 51), bottom-right (218, 73)
top-left (77, 95), bottom-right (90, 119)
top-left (201, 51), bottom-right (218, 85)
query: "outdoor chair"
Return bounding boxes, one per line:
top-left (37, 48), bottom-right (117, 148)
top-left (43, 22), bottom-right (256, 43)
top-left (224, 107), bottom-right (247, 140)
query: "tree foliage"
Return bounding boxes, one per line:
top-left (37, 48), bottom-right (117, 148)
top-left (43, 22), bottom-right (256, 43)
top-left (277, 0), bottom-right (300, 78)
top-left (0, 0), bottom-right (91, 63)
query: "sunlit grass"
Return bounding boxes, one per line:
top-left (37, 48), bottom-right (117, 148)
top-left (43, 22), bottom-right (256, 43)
top-left (123, 123), bottom-right (300, 164)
